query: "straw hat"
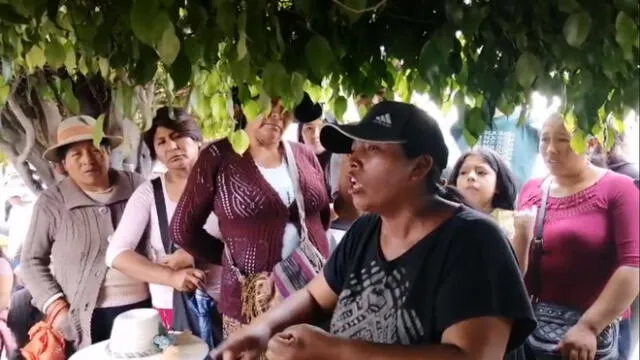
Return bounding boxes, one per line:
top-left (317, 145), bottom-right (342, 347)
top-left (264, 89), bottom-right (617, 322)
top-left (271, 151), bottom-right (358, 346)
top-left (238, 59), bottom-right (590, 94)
top-left (69, 309), bottom-right (208, 360)
top-left (43, 115), bottom-right (123, 162)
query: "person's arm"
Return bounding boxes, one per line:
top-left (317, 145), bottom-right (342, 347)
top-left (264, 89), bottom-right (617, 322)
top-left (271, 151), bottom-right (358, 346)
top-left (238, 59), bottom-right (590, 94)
top-left (106, 182), bottom-right (177, 286)
top-left (577, 177), bottom-right (639, 334)
top-left (211, 217), bottom-right (367, 359)
top-left (0, 258), bottom-right (13, 308)
top-left (170, 143), bottom-right (225, 264)
top-left (19, 198), bottom-right (70, 317)
top-left (315, 317), bottom-right (512, 360)
top-left (304, 146), bottom-right (331, 231)
top-left (511, 181), bottom-right (538, 274)
top-left (266, 217), bottom-right (535, 360)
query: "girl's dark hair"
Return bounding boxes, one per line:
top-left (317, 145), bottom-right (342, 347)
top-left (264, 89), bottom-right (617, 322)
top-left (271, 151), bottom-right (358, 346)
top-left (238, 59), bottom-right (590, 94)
top-left (401, 144), bottom-right (476, 208)
top-left (143, 107), bottom-right (203, 160)
top-left (447, 147), bottom-right (518, 210)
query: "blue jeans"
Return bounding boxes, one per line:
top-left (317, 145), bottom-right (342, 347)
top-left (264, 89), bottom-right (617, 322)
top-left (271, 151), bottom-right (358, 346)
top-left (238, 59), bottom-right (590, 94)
top-left (619, 318), bottom-right (632, 360)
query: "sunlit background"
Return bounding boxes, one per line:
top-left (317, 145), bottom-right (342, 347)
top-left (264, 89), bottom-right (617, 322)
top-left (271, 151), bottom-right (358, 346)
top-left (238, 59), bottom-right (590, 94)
top-left (285, 93), bottom-right (640, 179)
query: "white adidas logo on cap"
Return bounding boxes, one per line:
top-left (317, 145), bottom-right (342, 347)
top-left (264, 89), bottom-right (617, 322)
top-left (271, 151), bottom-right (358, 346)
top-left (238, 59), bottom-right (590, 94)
top-left (373, 113), bottom-right (392, 127)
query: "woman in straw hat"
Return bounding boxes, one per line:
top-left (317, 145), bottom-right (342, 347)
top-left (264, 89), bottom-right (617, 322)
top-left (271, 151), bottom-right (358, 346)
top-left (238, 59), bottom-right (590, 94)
top-left (19, 115), bottom-right (152, 353)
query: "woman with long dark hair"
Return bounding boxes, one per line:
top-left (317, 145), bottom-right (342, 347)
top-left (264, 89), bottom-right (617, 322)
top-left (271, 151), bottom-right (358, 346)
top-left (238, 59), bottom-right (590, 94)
top-left (210, 101), bottom-right (536, 360)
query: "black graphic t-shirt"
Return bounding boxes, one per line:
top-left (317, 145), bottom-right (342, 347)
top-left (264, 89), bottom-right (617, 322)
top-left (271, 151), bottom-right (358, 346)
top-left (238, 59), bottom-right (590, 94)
top-left (324, 207), bottom-right (536, 351)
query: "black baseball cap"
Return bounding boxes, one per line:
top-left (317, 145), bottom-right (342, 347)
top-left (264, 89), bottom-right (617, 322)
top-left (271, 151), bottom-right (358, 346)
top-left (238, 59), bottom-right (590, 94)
top-left (320, 101), bottom-right (449, 170)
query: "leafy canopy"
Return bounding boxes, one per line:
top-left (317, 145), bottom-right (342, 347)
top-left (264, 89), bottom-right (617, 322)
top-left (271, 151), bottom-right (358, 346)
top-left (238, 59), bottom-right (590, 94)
top-left (0, 0), bottom-right (638, 152)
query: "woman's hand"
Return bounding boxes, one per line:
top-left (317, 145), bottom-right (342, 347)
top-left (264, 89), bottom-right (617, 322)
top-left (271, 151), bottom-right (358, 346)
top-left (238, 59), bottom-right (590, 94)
top-left (265, 324), bottom-right (335, 360)
top-left (513, 206), bottom-right (537, 243)
top-left (556, 322), bottom-right (598, 360)
top-left (169, 268), bottom-right (205, 292)
top-left (162, 249), bottom-right (195, 270)
top-left (209, 323), bottom-right (272, 360)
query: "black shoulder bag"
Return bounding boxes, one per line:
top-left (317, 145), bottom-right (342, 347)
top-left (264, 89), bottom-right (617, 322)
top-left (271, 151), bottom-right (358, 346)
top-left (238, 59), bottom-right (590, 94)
top-left (151, 178), bottom-right (199, 333)
top-left (525, 179), bottom-right (619, 360)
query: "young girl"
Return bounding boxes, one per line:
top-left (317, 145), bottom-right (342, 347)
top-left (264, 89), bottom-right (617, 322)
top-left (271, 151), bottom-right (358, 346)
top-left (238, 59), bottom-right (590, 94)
top-left (448, 147), bottom-right (523, 238)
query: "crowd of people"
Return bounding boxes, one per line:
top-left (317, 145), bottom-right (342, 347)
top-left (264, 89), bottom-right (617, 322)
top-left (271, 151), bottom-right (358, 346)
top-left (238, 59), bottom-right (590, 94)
top-left (0, 93), bottom-right (637, 360)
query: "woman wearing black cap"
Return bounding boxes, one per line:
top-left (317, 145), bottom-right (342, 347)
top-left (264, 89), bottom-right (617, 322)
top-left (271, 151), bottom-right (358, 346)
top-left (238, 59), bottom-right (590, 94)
top-left (210, 101), bottom-right (536, 360)
top-left (295, 93), bottom-right (333, 196)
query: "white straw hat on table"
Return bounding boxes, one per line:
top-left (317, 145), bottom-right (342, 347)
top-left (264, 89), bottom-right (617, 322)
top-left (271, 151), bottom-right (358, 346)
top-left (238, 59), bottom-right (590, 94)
top-left (69, 309), bottom-right (208, 360)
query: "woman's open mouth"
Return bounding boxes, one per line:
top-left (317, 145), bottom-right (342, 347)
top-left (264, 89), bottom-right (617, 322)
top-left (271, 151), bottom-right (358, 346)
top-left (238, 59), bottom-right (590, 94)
top-left (349, 176), bottom-right (364, 194)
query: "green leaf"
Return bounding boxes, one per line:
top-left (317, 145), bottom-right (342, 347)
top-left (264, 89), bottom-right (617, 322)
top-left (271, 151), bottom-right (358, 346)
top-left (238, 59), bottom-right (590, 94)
top-left (92, 114), bottom-right (105, 148)
top-left (210, 93), bottom-right (229, 120)
top-left (563, 11), bottom-right (592, 48)
top-left (464, 107), bottom-right (487, 137)
top-left (339, 0), bottom-right (366, 23)
top-left (570, 128), bottom-right (587, 154)
top-left (615, 12), bottom-right (639, 50)
top-left (515, 52), bottom-right (542, 88)
top-left (228, 129), bottom-right (250, 154)
top-left (0, 84), bottom-right (10, 108)
top-left (157, 24), bottom-right (181, 65)
top-left (334, 96), bottom-right (348, 121)
top-left (290, 72), bottom-right (306, 106)
top-left (237, 33), bottom-right (248, 60)
top-left (1, 60), bottom-right (12, 82)
top-left (418, 37), bottom-right (445, 82)
top-left (170, 50), bottom-right (192, 89)
top-left (183, 37), bottom-right (204, 62)
top-left (133, 45), bottom-right (159, 85)
top-left (64, 42), bottom-right (77, 72)
top-left (216, 1), bottom-right (236, 35)
top-left (230, 55), bottom-right (250, 83)
top-left (186, 3), bottom-right (208, 34)
top-left (444, 0), bottom-right (465, 24)
top-left (557, 0), bottom-right (581, 14)
top-left (25, 45), bottom-right (46, 71)
top-left (130, 0), bottom-right (159, 45)
top-left (45, 38), bottom-right (66, 69)
top-left (98, 57), bottom-right (109, 77)
top-left (0, 4), bottom-right (29, 24)
top-left (305, 35), bottom-right (335, 80)
top-left (463, 128), bottom-right (478, 147)
top-left (243, 99), bottom-right (262, 122)
top-left (295, 0), bottom-right (313, 17)
top-left (61, 78), bottom-right (80, 115)
top-left (262, 61), bottom-right (288, 97)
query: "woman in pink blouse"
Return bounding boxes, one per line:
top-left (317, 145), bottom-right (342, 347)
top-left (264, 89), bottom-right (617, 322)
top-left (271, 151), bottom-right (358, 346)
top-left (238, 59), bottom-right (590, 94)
top-left (514, 113), bottom-right (639, 359)
top-left (170, 99), bottom-right (330, 336)
top-left (106, 108), bottom-right (224, 329)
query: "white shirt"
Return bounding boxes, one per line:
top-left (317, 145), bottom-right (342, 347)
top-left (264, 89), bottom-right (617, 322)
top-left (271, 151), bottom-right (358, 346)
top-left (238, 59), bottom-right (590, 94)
top-left (7, 201), bottom-right (34, 260)
top-left (256, 160), bottom-right (300, 258)
top-left (105, 175), bottom-right (222, 309)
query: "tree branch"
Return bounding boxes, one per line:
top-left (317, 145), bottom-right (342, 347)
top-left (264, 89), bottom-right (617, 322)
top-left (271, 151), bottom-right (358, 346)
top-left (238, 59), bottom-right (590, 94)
top-left (332, 0), bottom-right (387, 14)
top-left (0, 135), bottom-right (43, 194)
top-left (6, 95), bottom-right (36, 165)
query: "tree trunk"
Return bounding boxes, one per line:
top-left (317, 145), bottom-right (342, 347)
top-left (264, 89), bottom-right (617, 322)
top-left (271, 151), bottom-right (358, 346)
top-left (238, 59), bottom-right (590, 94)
top-left (0, 72), bottom-right (154, 194)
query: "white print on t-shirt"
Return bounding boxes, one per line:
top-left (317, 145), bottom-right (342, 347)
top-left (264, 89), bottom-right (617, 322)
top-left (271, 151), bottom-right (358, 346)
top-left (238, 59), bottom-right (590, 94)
top-left (330, 260), bottom-right (424, 344)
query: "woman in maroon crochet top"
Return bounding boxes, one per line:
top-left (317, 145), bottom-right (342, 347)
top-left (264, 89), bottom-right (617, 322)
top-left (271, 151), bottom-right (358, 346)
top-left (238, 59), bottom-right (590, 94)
top-left (170, 99), bottom-right (330, 335)
top-left (515, 113), bottom-right (639, 359)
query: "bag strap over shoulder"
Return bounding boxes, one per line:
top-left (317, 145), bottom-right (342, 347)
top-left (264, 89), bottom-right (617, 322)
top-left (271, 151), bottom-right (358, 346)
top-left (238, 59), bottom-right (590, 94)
top-left (282, 141), bottom-right (310, 244)
top-left (152, 177), bottom-right (173, 254)
top-left (534, 178), bottom-right (552, 242)
top-left (530, 177), bottom-right (552, 300)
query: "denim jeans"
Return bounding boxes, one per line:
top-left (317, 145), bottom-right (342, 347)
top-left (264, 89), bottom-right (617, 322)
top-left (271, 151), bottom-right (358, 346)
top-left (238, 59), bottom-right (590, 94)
top-left (618, 318), bottom-right (633, 360)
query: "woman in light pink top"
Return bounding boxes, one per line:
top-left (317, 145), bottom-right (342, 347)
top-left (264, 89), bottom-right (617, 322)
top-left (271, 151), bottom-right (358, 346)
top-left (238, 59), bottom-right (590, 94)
top-left (105, 108), bottom-right (223, 329)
